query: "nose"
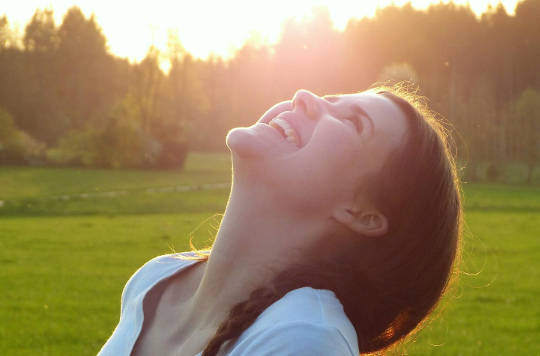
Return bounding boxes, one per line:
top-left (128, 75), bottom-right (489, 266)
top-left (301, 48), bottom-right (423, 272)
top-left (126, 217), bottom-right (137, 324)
top-left (292, 89), bottom-right (322, 119)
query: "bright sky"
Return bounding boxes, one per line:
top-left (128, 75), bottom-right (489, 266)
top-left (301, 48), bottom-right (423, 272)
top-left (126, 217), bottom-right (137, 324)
top-left (1, 0), bottom-right (521, 63)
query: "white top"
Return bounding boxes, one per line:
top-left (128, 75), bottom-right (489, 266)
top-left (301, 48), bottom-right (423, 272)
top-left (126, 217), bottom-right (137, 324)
top-left (98, 252), bottom-right (359, 356)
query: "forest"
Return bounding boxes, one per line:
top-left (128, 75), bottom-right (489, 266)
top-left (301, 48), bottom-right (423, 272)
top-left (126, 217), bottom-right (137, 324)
top-left (0, 1), bottom-right (538, 181)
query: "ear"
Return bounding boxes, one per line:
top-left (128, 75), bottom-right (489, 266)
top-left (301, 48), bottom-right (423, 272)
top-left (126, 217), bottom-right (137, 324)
top-left (333, 207), bottom-right (388, 237)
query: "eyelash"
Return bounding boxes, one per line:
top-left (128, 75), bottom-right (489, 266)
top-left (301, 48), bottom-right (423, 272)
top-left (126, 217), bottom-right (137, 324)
top-left (324, 97), bottom-right (363, 132)
top-left (344, 116), bottom-right (362, 132)
top-left (325, 96), bottom-right (339, 103)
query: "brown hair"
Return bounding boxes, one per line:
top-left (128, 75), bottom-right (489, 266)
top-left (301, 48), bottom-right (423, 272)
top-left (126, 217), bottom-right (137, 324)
top-left (200, 85), bottom-right (462, 355)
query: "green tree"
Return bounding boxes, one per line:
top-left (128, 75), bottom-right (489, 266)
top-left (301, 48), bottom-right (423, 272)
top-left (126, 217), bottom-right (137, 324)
top-left (3, 1), bottom-right (540, 174)
top-left (47, 94), bottom-right (155, 168)
top-left (24, 9), bottom-right (58, 52)
top-left (20, 9), bottom-right (65, 143)
top-left (56, 7), bottom-right (114, 130)
top-left (0, 16), bottom-right (25, 125)
top-left (165, 54), bottom-right (207, 154)
top-left (0, 15), bottom-right (9, 48)
top-left (514, 0), bottom-right (540, 90)
top-left (133, 46), bottom-right (164, 134)
top-left (514, 88), bottom-right (540, 183)
top-left (0, 107), bottom-right (43, 164)
top-left (196, 56), bottom-right (231, 150)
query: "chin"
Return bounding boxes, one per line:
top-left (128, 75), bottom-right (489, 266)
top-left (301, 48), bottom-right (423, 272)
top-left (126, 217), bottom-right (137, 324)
top-left (226, 127), bottom-right (268, 159)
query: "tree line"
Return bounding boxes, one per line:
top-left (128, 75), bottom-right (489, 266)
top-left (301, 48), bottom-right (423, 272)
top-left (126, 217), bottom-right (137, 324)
top-left (0, 1), bottom-right (538, 180)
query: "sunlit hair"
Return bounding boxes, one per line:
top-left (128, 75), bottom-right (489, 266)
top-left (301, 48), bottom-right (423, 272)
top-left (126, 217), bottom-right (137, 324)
top-left (189, 83), bottom-right (462, 355)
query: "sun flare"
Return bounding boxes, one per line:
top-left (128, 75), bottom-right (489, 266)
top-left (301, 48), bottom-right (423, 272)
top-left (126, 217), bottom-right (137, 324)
top-left (3, 0), bottom-right (521, 63)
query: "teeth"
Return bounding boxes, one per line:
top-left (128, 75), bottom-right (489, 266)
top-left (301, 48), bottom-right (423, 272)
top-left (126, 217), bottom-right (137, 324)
top-left (270, 118), bottom-right (300, 147)
top-left (286, 136), bottom-right (298, 145)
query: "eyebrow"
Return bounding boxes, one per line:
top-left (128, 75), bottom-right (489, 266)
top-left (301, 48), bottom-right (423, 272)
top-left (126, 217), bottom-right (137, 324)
top-left (324, 95), bottom-right (375, 135)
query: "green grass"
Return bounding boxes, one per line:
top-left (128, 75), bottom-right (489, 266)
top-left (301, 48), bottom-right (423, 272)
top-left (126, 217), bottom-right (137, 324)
top-left (0, 152), bottom-right (231, 217)
top-left (0, 153), bottom-right (538, 355)
top-left (404, 209), bottom-right (540, 355)
top-left (0, 152), bottom-right (231, 201)
top-left (0, 213), bottom-right (220, 355)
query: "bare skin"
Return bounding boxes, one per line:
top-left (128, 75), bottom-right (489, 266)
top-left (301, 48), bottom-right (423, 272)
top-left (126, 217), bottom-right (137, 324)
top-left (131, 89), bottom-right (407, 356)
top-left (132, 261), bottom-right (210, 356)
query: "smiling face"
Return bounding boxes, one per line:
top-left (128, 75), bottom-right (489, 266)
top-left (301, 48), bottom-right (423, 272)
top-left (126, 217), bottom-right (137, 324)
top-left (226, 89), bottom-right (408, 218)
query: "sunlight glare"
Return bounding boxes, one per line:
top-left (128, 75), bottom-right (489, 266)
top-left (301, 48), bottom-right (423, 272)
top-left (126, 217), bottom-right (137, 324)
top-left (2, 0), bottom-right (522, 65)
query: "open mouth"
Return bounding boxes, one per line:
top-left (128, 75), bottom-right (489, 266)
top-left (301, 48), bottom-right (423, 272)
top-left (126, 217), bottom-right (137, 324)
top-left (268, 117), bottom-right (301, 147)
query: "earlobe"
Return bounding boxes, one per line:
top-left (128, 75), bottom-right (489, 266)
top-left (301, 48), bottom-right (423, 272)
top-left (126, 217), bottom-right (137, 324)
top-left (356, 211), bottom-right (388, 237)
top-left (333, 208), bottom-right (388, 237)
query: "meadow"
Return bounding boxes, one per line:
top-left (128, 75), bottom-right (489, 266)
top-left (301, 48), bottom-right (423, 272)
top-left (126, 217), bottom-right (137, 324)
top-left (0, 152), bottom-right (538, 355)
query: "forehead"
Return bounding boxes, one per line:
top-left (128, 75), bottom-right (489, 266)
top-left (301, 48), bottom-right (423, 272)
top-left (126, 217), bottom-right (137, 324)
top-left (332, 92), bottom-right (401, 119)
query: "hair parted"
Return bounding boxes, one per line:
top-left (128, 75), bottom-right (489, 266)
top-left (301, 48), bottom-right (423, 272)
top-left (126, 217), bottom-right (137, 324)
top-left (194, 82), bottom-right (462, 355)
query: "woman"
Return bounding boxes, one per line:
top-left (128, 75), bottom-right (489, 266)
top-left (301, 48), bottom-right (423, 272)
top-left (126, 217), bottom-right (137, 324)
top-left (99, 86), bottom-right (462, 355)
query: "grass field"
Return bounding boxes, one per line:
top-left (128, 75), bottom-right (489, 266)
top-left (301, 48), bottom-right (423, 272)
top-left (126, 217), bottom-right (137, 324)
top-left (1, 153), bottom-right (539, 355)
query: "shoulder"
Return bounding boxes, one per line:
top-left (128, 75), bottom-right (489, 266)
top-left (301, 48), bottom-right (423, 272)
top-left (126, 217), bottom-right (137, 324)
top-left (120, 252), bottom-right (202, 312)
top-left (227, 287), bottom-right (359, 356)
top-left (228, 321), bottom-right (356, 356)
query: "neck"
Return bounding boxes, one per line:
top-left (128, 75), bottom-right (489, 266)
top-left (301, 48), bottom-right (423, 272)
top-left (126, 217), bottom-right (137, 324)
top-left (183, 176), bottom-right (327, 330)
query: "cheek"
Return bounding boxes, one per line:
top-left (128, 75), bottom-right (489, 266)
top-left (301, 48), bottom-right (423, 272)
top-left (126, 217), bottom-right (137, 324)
top-left (358, 138), bottom-right (390, 177)
top-left (306, 132), bottom-right (359, 175)
top-left (276, 136), bottom-right (360, 211)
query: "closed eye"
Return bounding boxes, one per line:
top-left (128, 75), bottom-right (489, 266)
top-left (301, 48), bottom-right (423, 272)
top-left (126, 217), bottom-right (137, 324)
top-left (343, 115), bottom-right (363, 133)
top-left (324, 96), bottom-right (339, 103)
top-left (323, 95), bottom-right (368, 134)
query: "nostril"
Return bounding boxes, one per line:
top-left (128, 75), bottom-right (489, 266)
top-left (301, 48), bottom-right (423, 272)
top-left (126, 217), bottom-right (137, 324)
top-left (295, 98), bottom-right (307, 113)
top-left (293, 90), bottom-right (318, 118)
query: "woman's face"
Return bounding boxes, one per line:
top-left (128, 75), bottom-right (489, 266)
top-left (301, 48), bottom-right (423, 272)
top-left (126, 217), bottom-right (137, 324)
top-left (226, 90), bottom-right (408, 216)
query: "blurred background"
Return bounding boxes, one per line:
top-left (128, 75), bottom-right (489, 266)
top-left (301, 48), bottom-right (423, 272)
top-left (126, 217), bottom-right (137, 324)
top-left (0, 0), bottom-right (538, 355)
